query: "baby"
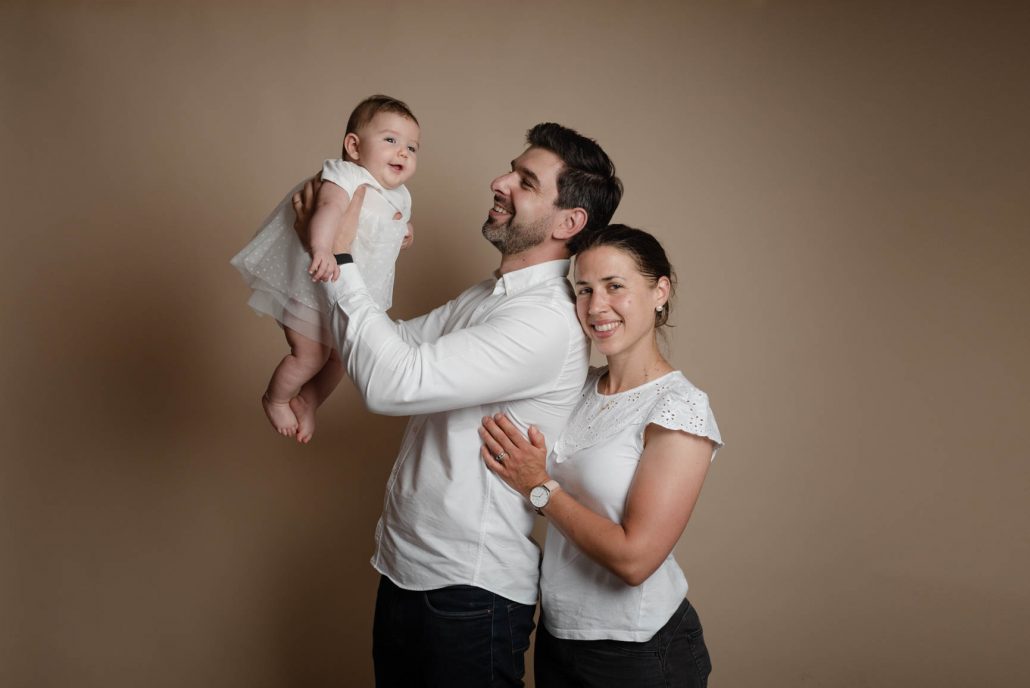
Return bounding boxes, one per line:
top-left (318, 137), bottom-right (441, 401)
top-left (231, 95), bottom-right (420, 442)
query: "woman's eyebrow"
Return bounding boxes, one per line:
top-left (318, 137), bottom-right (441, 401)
top-left (575, 275), bottom-right (623, 285)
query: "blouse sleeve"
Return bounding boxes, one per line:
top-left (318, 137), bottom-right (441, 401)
top-left (644, 386), bottom-right (724, 460)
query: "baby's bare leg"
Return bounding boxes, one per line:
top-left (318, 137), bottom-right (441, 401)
top-left (263, 327), bottom-right (331, 437)
top-left (290, 348), bottom-right (344, 444)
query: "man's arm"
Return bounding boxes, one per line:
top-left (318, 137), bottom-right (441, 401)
top-left (327, 268), bottom-right (574, 416)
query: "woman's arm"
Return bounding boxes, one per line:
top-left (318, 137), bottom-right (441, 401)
top-left (480, 415), bottom-right (713, 586)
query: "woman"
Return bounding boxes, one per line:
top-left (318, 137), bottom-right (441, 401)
top-left (480, 225), bottom-right (723, 687)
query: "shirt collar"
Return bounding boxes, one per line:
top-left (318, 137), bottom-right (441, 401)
top-left (491, 259), bottom-right (571, 296)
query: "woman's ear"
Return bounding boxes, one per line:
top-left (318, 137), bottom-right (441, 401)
top-left (655, 275), bottom-right (672, 308)
top-left (343, 132), bottom-right (361, 161)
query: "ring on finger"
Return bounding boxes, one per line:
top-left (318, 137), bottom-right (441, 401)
top-left (495, 451), bottom-right (507, 463)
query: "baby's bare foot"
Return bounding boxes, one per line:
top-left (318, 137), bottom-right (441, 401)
top-left (290, 394), bottom-right (316, 444)
top-left (263, 393), bottom-right (298, 437)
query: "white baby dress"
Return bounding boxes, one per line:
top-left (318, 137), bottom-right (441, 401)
top-left (231, 160), bottom-right (411, 346)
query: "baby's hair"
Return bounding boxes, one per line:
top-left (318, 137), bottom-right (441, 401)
top-left (345, 94), bottom-right (419, 136)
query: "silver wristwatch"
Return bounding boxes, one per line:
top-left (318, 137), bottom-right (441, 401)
top-left (529, 479), bottom-right (560, 512)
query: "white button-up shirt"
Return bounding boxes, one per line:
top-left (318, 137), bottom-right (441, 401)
top-left (326, 259), bottom-right (589, 604)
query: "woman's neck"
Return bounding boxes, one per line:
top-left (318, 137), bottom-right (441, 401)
top-left (601, 342), bottom-right (673, 394)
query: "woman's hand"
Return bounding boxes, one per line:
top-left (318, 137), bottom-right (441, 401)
top-left (479, 413), bottom-right (550, 497)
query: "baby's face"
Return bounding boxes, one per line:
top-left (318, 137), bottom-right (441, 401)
top-left (352, 112), bottom-right (420, 189)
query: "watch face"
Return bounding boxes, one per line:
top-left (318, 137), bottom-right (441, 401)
top-left (530, 485), bottom-right (548, 508)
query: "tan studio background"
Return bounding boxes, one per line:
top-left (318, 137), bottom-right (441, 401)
top-left (2, 1), bottom-right (1028, 686)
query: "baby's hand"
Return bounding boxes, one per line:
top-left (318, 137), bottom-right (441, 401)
top-left (401, 221), bottom-right (415, 249)
top-left (309, 251), bottom-right (340, 283)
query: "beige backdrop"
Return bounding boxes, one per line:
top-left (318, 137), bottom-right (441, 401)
top-left (2, 1), bottom-right (1028, 686)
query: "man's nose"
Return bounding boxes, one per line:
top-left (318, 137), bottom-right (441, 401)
top-left (490, 171), bottom-right (514, 194)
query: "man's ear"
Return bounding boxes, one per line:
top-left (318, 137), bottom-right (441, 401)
top-left (343, 132), bottom-right (361, 161)
top-left (553, 207), bottom-right (588, 241)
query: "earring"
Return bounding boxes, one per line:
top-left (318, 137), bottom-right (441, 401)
top-left (656, 305), bottom-right (663, 313)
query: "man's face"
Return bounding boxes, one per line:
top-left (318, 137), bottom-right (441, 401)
top-left (482, 147), bottom-right (564, 255)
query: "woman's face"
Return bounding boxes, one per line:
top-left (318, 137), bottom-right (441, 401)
top-left (573, 245), bottom-right (670, 361)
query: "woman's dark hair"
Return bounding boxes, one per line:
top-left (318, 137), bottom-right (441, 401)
top-left (572, 224), bottom-right (677, 327)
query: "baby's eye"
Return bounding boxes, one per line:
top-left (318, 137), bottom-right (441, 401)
top-left (385, 137), bottom-right (396, 143)
top-left (407, 145), bottom-right (418, 154)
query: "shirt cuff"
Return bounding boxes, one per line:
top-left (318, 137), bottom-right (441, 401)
top-left (325, 262), bottom-right (367, 306)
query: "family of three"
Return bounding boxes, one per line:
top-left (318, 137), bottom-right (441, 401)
top-left (232, 95), bottom-right (723, 687)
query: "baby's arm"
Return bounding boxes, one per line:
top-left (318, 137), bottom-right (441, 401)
top-left (307, 181), bottom-right (352, 282)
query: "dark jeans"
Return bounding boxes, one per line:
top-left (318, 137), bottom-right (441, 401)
top-left (372, 575), bottom-right (536, 687)
top-left (534, 598), bottom-right (711, 688)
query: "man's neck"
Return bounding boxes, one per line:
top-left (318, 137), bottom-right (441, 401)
top-left (497, 244), bottom-right (570, 276)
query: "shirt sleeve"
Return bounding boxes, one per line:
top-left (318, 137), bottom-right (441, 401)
top-left (645, 386), bottom-right (724, 459)
top-left (325, 264), bottom-right (574, 416)
top-left (392, 295), bottom-right (460, 346)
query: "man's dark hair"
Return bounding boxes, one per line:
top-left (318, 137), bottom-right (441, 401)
top-left (525, 123), bottom-right (623, 237)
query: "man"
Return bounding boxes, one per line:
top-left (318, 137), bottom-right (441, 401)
top-left (296, 123), bottom-right (622, 686)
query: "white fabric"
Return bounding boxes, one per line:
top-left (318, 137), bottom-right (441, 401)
top-left (230, 160), bottom-right (410, 345)
top-left (542, 367), bottom-right (723, 641)
top-left (324, 259), bottom-right (589, 605)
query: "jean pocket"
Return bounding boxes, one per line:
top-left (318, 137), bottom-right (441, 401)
top-left (507, 602), bottom-right (535, 653)
top-left (422, 585), bottom-right (494, 619)
top-left (590, 638), bottom-right (661, 658)
top-left (674, 604), bottom-right (712, 681)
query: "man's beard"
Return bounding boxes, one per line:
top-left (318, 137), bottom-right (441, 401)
top-left (481, 213), bottom-right (552, 256)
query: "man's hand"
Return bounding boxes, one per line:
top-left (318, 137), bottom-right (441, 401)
top-left (291, 174), bottom-right (322, 251)
top-left (331, 184), bottom-right (368, 255)
top-left (401, 221), bottom-right (415, 249)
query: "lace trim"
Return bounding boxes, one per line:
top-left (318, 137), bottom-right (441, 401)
top-left (553, 369), bottom-right (721, 461)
